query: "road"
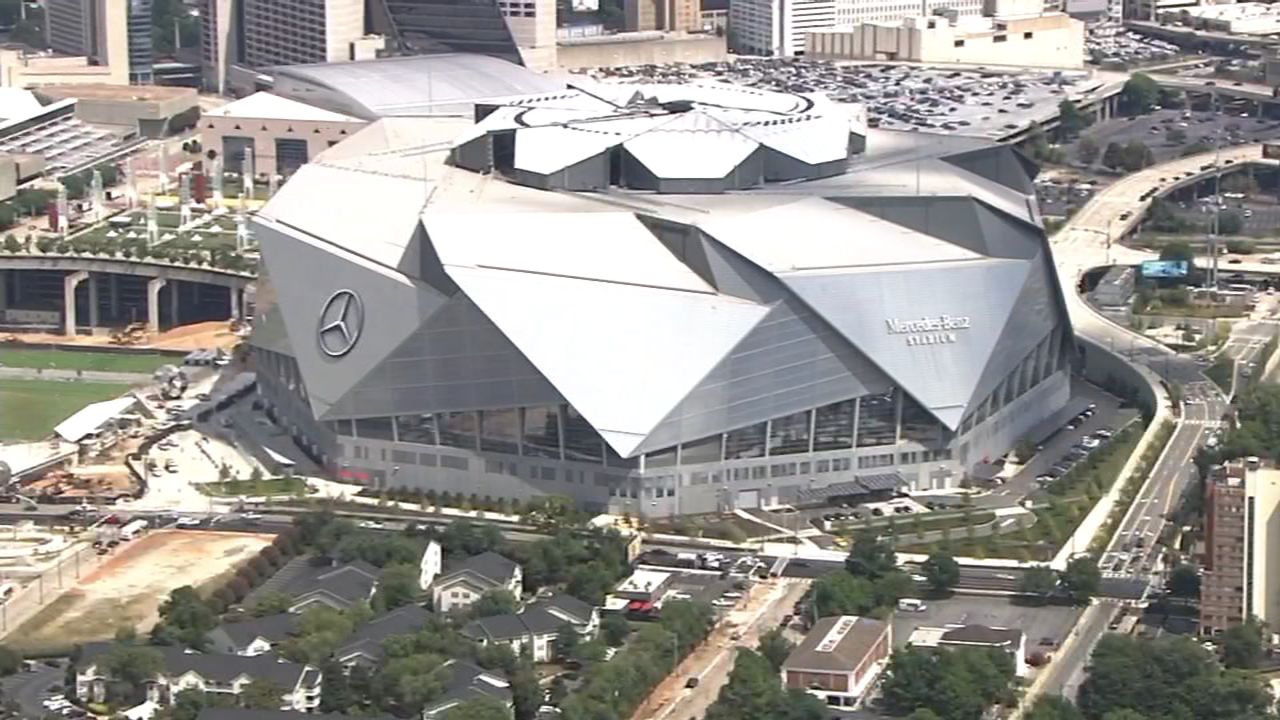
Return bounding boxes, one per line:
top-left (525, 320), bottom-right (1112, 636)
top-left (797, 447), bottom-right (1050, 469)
top-left (634, 579), bottom-right (808, 720)
top-left (2, 664), bottom-right (63, 719)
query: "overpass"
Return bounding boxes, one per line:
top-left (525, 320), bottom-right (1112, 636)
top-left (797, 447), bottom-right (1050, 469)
top-left (0, 252), bottom-right (252, 336)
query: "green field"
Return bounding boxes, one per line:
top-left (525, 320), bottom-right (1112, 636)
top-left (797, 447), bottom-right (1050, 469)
top-left (0, 379), bottom-right (131, 441)
top-left (0, 348), bottom-right (170, 374)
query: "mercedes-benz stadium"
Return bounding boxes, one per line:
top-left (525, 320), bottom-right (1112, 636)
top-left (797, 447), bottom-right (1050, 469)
top-left (248, 78), bottom-right (1074, 517)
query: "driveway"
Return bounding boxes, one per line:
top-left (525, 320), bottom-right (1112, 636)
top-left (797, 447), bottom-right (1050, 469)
top-left (3, 665), bottom-right (63, 719)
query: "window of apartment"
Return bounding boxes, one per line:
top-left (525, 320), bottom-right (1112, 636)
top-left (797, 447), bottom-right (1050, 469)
top-left (993, 34), bottom-right (1007, 42)
top-left (1023, 31), bottom-right (1033, 38)
top-left (954, 39), bottom-right (965, 47)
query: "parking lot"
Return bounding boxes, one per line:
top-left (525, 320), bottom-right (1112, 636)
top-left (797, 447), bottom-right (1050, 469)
top-left (1087, 22), bottom-right (1182, 66)
top-left (888, 595), bottom-right (1083, 655)
top-left (1064, 106), bottom-right (1280, 168)
top-left (585, 59), bottom-right (1098, 140)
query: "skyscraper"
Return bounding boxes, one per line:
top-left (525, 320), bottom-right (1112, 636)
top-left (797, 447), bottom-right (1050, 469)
top-left (128, 0), bottom-right (154, 84)
top-left (1201, 460), bottom-right (1280, 635)
top-left (43, 0), bottom-right (132, 83)
top-left (241, 0), bottom-right (366, 68)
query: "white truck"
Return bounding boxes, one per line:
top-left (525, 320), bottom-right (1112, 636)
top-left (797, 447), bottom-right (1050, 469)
top-left (119, 518), bottom-right (148, 541)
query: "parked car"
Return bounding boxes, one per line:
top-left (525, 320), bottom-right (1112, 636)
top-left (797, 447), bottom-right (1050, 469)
top-left (358, 520), bottom-right (386, 530)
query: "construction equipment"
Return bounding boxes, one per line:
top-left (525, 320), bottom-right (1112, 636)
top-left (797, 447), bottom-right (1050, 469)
top-left (110, 322), bottom-right (148, 345)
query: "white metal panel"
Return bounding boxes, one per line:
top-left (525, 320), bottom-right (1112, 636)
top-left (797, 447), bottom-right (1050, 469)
top-left (444, 265), bottom-right (768, 456)
top-left (623, 112), bottom-right (758, 180)
top-left (426, 211), bottom-right (715, 293)
top-left (699, 198), bottom-right (980, 273)
top-left (512, 125), bottom-right (625, 175)
top-left (741, 111), bottom-right (851, 165)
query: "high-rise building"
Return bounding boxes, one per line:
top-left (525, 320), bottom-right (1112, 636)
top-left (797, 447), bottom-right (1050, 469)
top-left (369, 0), bottom-right (551, 69)
top-left (624, 0), bottom-right (700, 31)
top-left (241, 0), bottom-right (366, 68)
top-left (1201, 460), bottom-right (1280, 635)
top-left (46, 0), bottom-right (93, 56)
top-left (127, 0), bottom-right (154, 84)
top-left (729, 0), bottom-right (836, 56)
top-left (200, 0), bottom-right (240, 94)
top-left (43, 0), bottom-right (131, 84)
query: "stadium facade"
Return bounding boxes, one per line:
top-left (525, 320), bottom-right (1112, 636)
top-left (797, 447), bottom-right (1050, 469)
top-left (249, 79), bottom-right (1073, 516)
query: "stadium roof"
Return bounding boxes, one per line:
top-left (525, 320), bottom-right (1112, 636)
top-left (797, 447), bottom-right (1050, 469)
top-left (205, 91), bottom-right (363, 123)
top-left (269, 53), bottom-right (565, 119)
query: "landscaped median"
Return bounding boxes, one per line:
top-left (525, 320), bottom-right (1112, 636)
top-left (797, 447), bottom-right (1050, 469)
top-left (1088, 419), bottom-right (1176, 556)
top-left (195, 476), bottom-right (310, 498)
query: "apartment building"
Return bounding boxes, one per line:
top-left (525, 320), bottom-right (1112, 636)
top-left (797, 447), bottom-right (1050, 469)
top-left (1200, 460), bottom-right (1280, 635)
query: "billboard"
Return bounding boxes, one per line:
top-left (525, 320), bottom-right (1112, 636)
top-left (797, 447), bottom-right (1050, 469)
top-left (1140, 260), bottom-right (1190, 278)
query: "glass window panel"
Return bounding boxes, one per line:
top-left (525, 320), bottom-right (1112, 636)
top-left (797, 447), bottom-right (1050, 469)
top-left (562, 406), bottom-right (603, 463)
top-left (900, 394), bottom-right (941, 446)
top-left (332, 419), bottom-right (355, 437)
top-left (521, 406), bottom-right (561, 459)
top-left (769, 410), bottom-right (811, 456)
top-left (681, 434), bottom-right (723, 465)
top-left (856, 390), bottom-right (898, 447)
top-left (438, 411), bottom-right (479, 450)
top-left (606, 446), bottom-right (638, 469)
top-left (394, 414), bottom-right (438, 446)
top-left (725, 422), bottom-right (767, 460)
top-left (813, 400), bottom-right (854, 451)
top-left (353, 416), bottom-right (394, 441)
top-left (479, 409), bottom-right (520, 455)
top-left (646, 447), bottom-right (677, 469)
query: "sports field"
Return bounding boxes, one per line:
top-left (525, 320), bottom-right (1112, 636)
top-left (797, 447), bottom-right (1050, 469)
top-left (0, 348), bottom-right (170, 373)
top-left (0, 379), bottom-right (131, 440)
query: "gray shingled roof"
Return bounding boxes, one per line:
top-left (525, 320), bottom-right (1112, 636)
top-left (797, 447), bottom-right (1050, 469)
top-left (209, 613), bottom-right (298, 651)
top-left (79, 643), bottom-right (313, 688)
top-left (285, 560), bottom-right (380, 605)
top-left (462, 593), bottom-right (595, 641)
top-left (783, 616), bottom-right (889, 674)
top-left (421, 659), bottom-right (513, 716)
top-left (940, 624), bottom-right (1023, 648)
top-left (447, 552), bottom-right (518, 586)
top-left (335, 604), bottom-right (432, 662)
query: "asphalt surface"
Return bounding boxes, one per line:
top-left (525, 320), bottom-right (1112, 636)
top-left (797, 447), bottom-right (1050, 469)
top-left (1066, 108), bottom-right (1280, 167)
top-left (3, 665), bottom-right (63, 719)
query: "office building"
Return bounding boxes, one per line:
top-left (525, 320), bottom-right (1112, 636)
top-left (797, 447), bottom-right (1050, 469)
top-left (241, 0), bottom-right (366, 68)
top-left (370, 0), bottom-right (553, 69)
top-left (1201, 460), bottom-right (1280, 635)
top-left (127, 0), bottom-right (154, 83)
top-left (833, 0), bottom-right (983, 26)
top-left (247, 75), bottom-right (1074, 517)
top-left (729, 0), bottom-right (837, 56)
top-left (41, 0), bottom-right (135, 85)
top-left (625, 0), bottom-right (701, 31)
top-left (199, 0), bottom-right (240, 94)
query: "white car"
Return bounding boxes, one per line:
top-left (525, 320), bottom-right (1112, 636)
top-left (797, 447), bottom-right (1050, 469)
top-left (358, 520), bottom-right (386, 530)
top-left (721, 591), bottom-right (744, 600)
top-left (176, 516), bottom-right (201, 527)
top-left (712, 599), bottom-right (736, 608)
top-left (240, 512), bottom-right (262, 521)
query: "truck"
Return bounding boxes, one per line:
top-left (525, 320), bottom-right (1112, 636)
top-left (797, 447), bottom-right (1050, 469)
top-left (675, 552), bottom-right (699, 569)
top-left (119, 518), bottom-right (148, 541)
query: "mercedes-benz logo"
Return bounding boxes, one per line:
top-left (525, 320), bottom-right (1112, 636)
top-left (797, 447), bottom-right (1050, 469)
top-left (317, 289), bottom-right (364, 357)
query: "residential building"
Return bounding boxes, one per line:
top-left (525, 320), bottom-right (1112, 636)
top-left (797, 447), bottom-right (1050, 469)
top-left (334, 605), bottom-right (433, 668)
top-left (420, 660), bottom-right (514, 719)
top-left (419, 540), bottom-right (443, 591)
top-left (432, 552), bottom-right (523, 613)
top-left (241, 0), bottom-right (366, 68)
top-left (200, 92), bottom-right (368, 177)
top-left (624, 0), bottom-right (701, 31)
top-left (906, 623), bottom-right (1029, 677)
top-left (805, 11), bottom-right (1085, 69)
top-left (1201, 461), bottom-right (1280, 635)
top-left (782, 616), bottom-right (891, 708)
top-left (76, 643), bottom-right (321, 711)
top-left (282, 560), bottom-right (381, 612)
top-left (206, 612), bottom-right (298, 656)
top-left (462, 593), bottom-right (599, 662)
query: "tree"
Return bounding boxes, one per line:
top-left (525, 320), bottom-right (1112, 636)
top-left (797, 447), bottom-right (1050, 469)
top-left (318, 659), bottom-right (354, 713)
top-left (1018, 565), bottom-right (1058, 601)
top-left (98, 645), bottom-right (164, 704)
top-left (374, 563), bottom-right (419, 611)
top-left (705, 650), bottom-right (828, 720)
top-left (60, 174), bottom-right (86, 200)
top-left (151, 586), bottom-right (218, 649)
top-left (1120, 140), bottom-right (1154, 172)
top-left (845, 535), bottom-right (898, 579)
top-left (1101, 711), bottom-right (1148, 720)
top-left (1168, 564), bottom-right (1200, 598)
top-left (881, 645), bottom-right (1016, 720)
top-left (240, 679), bottom-right (286, 710)
top-left (1121, 74), bottom-right (1160, 115)
top-left (757, 629), bottom-right (793, 672)
top-left (1060, 556), bottom-right (1100, 605)
top-left (170, 688), bottom-right (208, 720)
top-left (601, 612), bottom-right (630, 647)
top-left (1077, 135), bottom-right (1100, 165)
top-left (470, 590), bottom-right (518, 618)
top-left (1025, 696), bottom-right (1084, 720)
top-left (442, 698), bottom-right (513, 720)
top-left (1102, 142), bottom-right (1125, 170)
top-left (812, 571), bottom-right (877, 617)
top-left (921, 551), bottom-right (960, 594)
top-left (1221, 619), bottom-right (1265, 669)
top-left (0, 645), bottom-right (20, 676)
top-left (907, 711), bottom-right (944, 720)
top-left (376, 653), bottom-right (447, 715)
top-left (1160, 240), bottom-right (1195, 263)
top-left (1217, 209), bottom-right (1244, 236)
top-left (1058, 100), bottom-right (1092, 140)
top-left (555, 624), bottom-right (580, 660)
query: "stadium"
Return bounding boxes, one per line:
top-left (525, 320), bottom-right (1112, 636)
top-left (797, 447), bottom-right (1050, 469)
top-left (248, 77), bottom-right (1073, 517)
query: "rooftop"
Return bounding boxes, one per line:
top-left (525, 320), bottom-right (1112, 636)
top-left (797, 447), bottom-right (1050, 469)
top-left (783, 616), bottom-right (889, 674)
top-left (908, 623), bottom-right (1024, 649)
top-left (205, 92), bottom-right (364, 123)
top-left (615, 569), bottom-right (672, 595)
top-left (443, 551), bottom-right (519, 586)
top-left (37, 84), bottom-right (196, 102)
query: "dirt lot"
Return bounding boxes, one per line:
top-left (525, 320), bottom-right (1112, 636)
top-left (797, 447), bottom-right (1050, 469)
top-left (3, 320), bottom-right (240, 351)
top-left (11, 530), bottom-right (272, 650)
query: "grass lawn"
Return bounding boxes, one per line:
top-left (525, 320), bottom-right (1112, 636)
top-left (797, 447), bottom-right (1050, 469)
top-left (0, 378), bottom-right (131, 441)
top-left (1205, 356), bottom-right (1234, 393)
top-left (197, 477), bottom-right (310, 497)
top-left (834, 509), bottom-right (997, 537)
top-left (0, 347), bottom-right (170, 373)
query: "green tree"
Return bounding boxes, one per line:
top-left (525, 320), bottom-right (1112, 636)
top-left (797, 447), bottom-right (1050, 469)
top-left (1060, 556), bottom-right (1100, 605)
top-left (1120, 140), bottom-right (1155, 172)
top-left (151, 586), bottom-right (218, 649)
top-left (556, 624), bottom-right (580, 660)
top-left (845, 534), bottom-right (898, 579)
top-left (907, 711), bottom-right (943, 720)
top-left (1121, 74), bottom-right (1160, 115)
top-left (1077, 135), bottom-right (1100, 165)
top-left (1058, 99), bottom-right (1092, 140)
top-left (1101, 711), bottom-right (1148, 720)
top-left (375, 653), bottom-right (447, 715)
top-left (0, 208), bottom-right (17, 233)
top-left (98, 644), bottom-right (164, 704)
top-left (1181, 140), bottom-right (1213, 157)
top-left (1168, 564), bottom-right (1200, 598)
top-left (1160, 240), bottom-right (1195, 263)
top-left (757, 629), bottom-right (793, 672)
top-left (1025, 696), bottom-right (1084, 720)
top-left (374, 563), bottom-right (419, 611)
top-left (169, 688), bottom-right (207, 720)
top-left (253, 591), bottom-right (295, 616)
top-left (705, 650), bottom-right (828, 720)
top-left (921, 551), bottom-right (961, 594)
top-left (1221, 619), bottom-right (1265, 669)
top-left (60, 174), bottom-right (86, 200)
top-left (601, 612), bottom-right (631, 647)
top-left (318, 658), bottom-right (354, 713)
top-left (1217, 209), bottom-right (1244, 236)
top-left (1102, 141), bottom-right (1125, 170)
top-left (812, 571), bottom-right (877, 617)
top-left (442, 698), bottom-right (513, 720)
top-left (0, 645), bottom-right (20, 676)
top-left (470, 590), bottom-right (518, 618)
top-left (1018, 565), bottom-right (1058, 601)
top-left (240, 679), bottom-right (285, 710)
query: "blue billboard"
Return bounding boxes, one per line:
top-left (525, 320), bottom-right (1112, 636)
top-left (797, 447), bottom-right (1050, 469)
top-left (1140, 260), bottom-right (1190, 278)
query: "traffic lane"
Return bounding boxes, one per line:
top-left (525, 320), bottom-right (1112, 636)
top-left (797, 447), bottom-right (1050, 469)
top-left (1043, 601), bottom-right (1121, 700)
top-left (3, 665), bottom-right (63, 719)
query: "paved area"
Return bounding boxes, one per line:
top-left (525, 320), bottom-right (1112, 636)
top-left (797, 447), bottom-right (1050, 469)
top-left (632, 579), bottom-right (810, 720)
top-left (889, 595), bottom-right (1082, 653)
top-left (2, 664), bottom-right (63, 719)
top-left (1065, 108), bottom-right (1280, 168)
